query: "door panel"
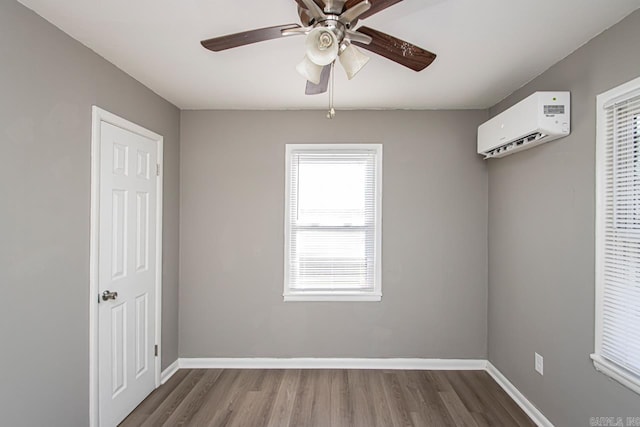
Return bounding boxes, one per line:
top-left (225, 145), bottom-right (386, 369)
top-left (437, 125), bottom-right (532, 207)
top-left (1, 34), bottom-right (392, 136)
top-left (135, 293), bottom-right (149, 378)
top-left (98, 121), bottom-right (158, 427)
top-left (136, 192), bottom-right (149, 272)
top-left (111, 189), bottom-right (128, 279)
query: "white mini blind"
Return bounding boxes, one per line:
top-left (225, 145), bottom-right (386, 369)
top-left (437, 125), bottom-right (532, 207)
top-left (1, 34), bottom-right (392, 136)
top-left (284, 145), bottom-right (381, 300)
top-left (594, 82), bottom-right (640, 392)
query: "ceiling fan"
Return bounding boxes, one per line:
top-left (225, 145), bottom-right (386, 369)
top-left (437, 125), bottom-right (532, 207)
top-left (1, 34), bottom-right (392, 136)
top-left (200, 0), bottom-right (437, 96)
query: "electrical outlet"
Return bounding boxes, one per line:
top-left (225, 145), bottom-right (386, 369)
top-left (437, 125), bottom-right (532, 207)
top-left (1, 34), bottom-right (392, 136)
top-left (535, 352), bottom-right (544, 375)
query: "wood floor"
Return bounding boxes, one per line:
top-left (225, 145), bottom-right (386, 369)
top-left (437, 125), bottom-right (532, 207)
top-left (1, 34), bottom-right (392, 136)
top-left (120, 369), bottom-right (535, 427)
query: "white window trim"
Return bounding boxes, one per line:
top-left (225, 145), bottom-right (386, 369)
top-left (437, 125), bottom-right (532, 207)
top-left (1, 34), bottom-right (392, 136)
top-left (592, 75), bottom-right (640, 395)
top-left (283, 143), bottom-right (382, 302)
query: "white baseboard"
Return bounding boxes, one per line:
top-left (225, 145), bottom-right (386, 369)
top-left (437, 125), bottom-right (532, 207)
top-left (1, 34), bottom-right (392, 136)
top-left (486, 362), bottom-right (553, 427)
top-left (178, 357), bottom-right (488, 370)
top-left (160, 359), bottom-right (180, 384)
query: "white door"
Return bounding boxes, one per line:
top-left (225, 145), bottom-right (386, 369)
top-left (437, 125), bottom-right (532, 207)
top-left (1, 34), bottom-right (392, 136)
top-left (97, 121), bottom-right (159, 427)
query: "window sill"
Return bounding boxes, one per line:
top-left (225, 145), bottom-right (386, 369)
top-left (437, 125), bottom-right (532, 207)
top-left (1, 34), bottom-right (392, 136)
top-left (591, 354), bottom-right (640, 396)
top-left (284, 293), bottom-right (382, 302)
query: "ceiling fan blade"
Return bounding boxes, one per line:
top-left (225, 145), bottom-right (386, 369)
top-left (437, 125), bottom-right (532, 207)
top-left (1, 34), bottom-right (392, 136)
top-left (344, 0), bottom-right (403, 20)
top-left (352, 26), bottom-right (436, 71)
top-left (294, 0), bottom-right (325, 10)
top-left (324, 0), bottom-right (347, 14)
top-left (346, 29), bottom-right (372, 44)
top-left (305, 65), bottom-right (332, 95)
top-left (296, 0), bottom-right (349, 15)
top-left (300, 0), bottom-right (327, 21)
top-left (201, 24), bottom-right (302, 52)
top-left (298, 6), bottom-right (313, 26)
top-left (339, 0), bottom-right (371, 25)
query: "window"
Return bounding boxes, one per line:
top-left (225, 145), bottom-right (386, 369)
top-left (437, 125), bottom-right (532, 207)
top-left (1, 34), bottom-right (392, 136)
top-left (284, 144), bottom-right (382, 301)
top-left (593, 76), bottom-right (640, 395)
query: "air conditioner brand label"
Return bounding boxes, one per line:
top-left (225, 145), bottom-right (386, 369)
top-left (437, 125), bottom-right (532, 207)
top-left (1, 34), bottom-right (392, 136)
top-left (544, 105), bottom-right (565, 115)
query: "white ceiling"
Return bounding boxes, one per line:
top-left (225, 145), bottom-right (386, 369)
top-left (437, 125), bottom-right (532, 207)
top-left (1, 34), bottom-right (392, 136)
top-left (17, 0), bottom-right (640, 110)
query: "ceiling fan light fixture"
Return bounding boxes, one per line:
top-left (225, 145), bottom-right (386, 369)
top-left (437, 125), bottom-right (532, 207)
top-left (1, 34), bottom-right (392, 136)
top-left (296, 56), bottom-right (325, 85)
top-left (339, 43), bottom-right (370, 80)
top-left (200, 0), bottom-right (438, 102)
top-left (305, 27), bottom-right (339, 66)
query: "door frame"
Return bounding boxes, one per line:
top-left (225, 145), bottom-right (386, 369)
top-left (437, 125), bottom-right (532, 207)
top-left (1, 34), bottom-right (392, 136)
top-left (89, 106), bottom-right (164, 427)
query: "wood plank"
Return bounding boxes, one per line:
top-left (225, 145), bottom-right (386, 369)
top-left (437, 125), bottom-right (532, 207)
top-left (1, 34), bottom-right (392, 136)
top-left (471, 411), bottom-right (492, 427)
top-left (137, 369), bottom-right (206, 427)
top-left (205, 369), bottom-right (258, 427)
top-left (119, 369), bottom-right (190, 425)
top-left (471, 370), bottom-right (536, 427)
top-left (445, 371), bottom-right (484, 413)
top-left (368, 370), bottom-right (395, 426)
top-left (161, 369), bottom-right (223, 426)
top-left (288, 369), bottom-right (315, 427)
top-left (329, 370), bottom-right (350, 427)
top-left (410, 370), bottom-right (457, 426)
top-left (461, 370), bottom-right (521, 426)
top-left (182, 369), bottom-right (240, 426)
top-left (380, 371), bottom-right (414, 427)
top-left (266, 369), bottom-right (301, 427)
top-left (439, 390), bottom-right (480, 427)
top-left (348, 369), bottom-right (376, 427)
top-left (227, 370), bottom-right (282, 427)
top-left (426, 370), bottom-right (455, 392)
top-left (254, 369), bottom-right (284, 424)
top-left (226, 391), bottom-right (268, 427)
top-left (310, 369), bottom-right (332, 427)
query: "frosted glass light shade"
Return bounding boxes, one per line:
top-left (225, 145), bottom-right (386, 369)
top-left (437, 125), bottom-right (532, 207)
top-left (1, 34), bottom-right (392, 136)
top-left (296, 56), bottom-right (324, 84)
top-left (306, 28), bottom-right (339, 66)
top-left (339, 44), bottom-right (370, 80)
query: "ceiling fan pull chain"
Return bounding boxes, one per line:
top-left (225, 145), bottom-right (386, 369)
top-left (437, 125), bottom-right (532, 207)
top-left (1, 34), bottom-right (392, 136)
top-left (327, 62), bottom-right (336, 119)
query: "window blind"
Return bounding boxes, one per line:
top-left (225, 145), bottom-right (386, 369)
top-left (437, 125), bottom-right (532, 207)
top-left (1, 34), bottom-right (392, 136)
top-left (285, 146), bottom-right (381, 296)
top-left (598, 90), bottom-right (640, 382)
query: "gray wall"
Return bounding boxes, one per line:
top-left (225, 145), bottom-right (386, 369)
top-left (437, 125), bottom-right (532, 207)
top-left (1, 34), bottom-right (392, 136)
top-left (487, 10), bottom-right (640, 427)
top-left (0, 1), bottom-right (180, 426)
top-left (179, 110), bottom-right (488, 359)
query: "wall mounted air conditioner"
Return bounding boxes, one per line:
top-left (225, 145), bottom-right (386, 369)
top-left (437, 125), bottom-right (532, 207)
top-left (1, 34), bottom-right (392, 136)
top-left (477, 91), bottom-right (570, 159)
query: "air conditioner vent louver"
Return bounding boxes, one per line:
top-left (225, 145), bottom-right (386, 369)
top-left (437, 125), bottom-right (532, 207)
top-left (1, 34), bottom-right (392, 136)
top-left (483, 132), bottom-right (547, 159)
top-left (478, 91), bottom-right (571, 159)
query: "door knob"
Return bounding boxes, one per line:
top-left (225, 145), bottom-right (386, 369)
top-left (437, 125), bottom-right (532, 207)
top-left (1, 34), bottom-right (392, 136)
top-left (102, 290), bottom-right (118, 301)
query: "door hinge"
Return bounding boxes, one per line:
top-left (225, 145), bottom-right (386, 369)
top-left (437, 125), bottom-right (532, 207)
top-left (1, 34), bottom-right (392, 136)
top-left (156, 164), bottom-right (160, 176)
top-left (154, 345), bottom-right (158, 357)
